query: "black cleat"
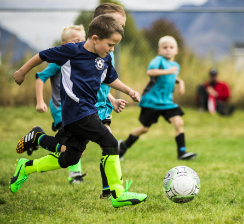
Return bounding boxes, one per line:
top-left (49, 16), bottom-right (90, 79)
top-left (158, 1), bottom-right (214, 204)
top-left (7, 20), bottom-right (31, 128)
top-left (118, 140), bottom-right (127, 161)
top-left (178, 152), bottom-right (197, 160)
top-left (16, 126), bottom-right (45, 154)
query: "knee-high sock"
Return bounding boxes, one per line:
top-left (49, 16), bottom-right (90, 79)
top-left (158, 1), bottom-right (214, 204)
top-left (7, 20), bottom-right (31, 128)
top-left (37, 135), bottom-right (61, 153)
top-left (100, 158), bottom-right (110, 193)
top-left (102, 155), bottom-right (124, 198)
top-left (25, 152), bottom-right (61, 174)
top-left (175, 133), bottom-right (186, 156)
top-left (68, 159), bottom-right (82, 177)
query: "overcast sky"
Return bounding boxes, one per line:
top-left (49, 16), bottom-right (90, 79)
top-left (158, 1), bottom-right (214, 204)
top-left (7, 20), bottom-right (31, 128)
top-left (0, 0), bottom-right (208, 50)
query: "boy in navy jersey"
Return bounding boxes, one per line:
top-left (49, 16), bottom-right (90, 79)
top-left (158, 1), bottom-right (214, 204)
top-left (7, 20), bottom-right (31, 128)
top-left (15, 3), bottom-right (127, 197)
top-left (118, 36), bottom-right (197, 161)
top-left (11, 14), bottom-right (147, 208)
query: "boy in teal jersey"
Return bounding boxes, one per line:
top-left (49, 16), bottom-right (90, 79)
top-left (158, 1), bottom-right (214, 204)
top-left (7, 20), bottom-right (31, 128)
top-left (118, 36), bottom-right (197, 161)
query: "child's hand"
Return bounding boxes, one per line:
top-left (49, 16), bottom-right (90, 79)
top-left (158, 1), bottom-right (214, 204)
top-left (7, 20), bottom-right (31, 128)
top-left (113, 99), bottom-right (128, 113)
top-left (14, 70), bottom-right (26, 85)
top-left (36, 101), bottom-right (48, 113)
top-left (129, 90), bottom-right (140, 102)
top-left (167, 66), bottom-right (178, 74)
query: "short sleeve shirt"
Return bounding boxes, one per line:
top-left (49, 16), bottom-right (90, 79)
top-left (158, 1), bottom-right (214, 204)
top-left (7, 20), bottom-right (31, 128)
top-left (138, 55), bottom-right (180, 110)
top-left (39, 41), bottom-right (118, 126)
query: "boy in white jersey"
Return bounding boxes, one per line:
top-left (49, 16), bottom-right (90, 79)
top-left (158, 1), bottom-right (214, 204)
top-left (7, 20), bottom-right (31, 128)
top-left (11, 14), bottom-right (147, 208)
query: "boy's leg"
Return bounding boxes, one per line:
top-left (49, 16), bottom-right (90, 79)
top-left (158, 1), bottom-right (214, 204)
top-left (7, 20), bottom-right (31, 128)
top-left (10, 152), bottom-right (62, 193)
top-left (169, 114), bottom-right (197, 160)
top-left (100, 120), bottom-right (112, 199)
top-left (96, 131), bottom-right (147, 207)
top-left (10, 146), bottom-right (83, 193)
top-left (16, 126), bottom-right (62, 155)
top-left (118, 129), bottom-right (142, 160)
top-left (100, 158), bottom-right (111, 198)
top-left (16, 127), bottom-right (86, 183)
top-left (68, 159), bottom-right (86, 184)
top-left (119, 107), bottom-right (158, 160)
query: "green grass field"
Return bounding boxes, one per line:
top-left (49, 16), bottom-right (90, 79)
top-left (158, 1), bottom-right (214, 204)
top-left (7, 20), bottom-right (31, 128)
top-left (1, 106), bottom-right (244, 224)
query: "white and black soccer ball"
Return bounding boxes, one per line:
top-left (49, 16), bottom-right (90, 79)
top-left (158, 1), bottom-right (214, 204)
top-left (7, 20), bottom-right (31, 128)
top-left (163, 166), bottom-right (200, 203)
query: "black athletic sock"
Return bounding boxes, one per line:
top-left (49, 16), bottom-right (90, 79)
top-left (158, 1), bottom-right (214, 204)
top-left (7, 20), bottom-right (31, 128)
top-left (37, 135), bottom-right (61, 152)
top-left (124, 134), bottom-right (139, 149)
top-left (175, 133), bottom-right (186, 156)
top-left (100, 158), bottom-right (110, 194)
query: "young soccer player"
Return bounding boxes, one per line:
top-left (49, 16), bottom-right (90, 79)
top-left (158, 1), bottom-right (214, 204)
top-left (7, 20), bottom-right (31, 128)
top-left (11, 14), bottom-right (147, 208)
top-left (16, 3), bottom-right (128, 196)
top-left (118, 36), bottom-right (197, 161)
top-left (34, 25), bottom-right (86, 184)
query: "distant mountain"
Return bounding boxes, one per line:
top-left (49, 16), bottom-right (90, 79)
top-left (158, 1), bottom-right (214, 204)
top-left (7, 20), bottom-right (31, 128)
top-left (0, 25), bottom-right (37, 62)
top-left (131, 0), bottom-right (244, 59)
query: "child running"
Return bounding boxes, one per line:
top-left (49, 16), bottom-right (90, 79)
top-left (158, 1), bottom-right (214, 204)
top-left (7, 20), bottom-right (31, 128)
top-left (11, 14), bottom-right (147, 208)
top-left (16, 3), bottom-right (128, 197)
top-left (118, 36), bottom-right (197, 161)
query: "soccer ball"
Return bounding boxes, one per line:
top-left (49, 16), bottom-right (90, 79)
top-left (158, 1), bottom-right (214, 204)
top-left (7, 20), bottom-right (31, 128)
top-left (163, 166), bottom-right (200, 203)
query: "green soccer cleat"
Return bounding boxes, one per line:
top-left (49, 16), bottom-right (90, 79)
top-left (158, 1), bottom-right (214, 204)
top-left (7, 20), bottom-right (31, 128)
top-left (10, 158), bottom-right (29, 193)
top-left (111, 180), bottom-right (147, 208)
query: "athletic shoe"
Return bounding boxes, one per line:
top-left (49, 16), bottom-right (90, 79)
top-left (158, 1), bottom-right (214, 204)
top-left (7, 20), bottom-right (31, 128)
top-left (100, 192), bottom-right (112, 199)
top-left (68, 174), bottom-right (87, 184)
top-left (178, 152), bottom-right (197, 160)
top-left (16, 126), bottom-right (45, 154)
top-left (118, 139), bottom-right (126, 161)
top-left (111, 180), bottom-right (147, 208)
top-left (10, 158), bottom-right (29, 193)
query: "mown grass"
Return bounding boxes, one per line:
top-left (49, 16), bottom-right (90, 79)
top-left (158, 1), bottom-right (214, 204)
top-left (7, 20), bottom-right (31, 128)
top-left (1, 106), bottom-right (244, 224)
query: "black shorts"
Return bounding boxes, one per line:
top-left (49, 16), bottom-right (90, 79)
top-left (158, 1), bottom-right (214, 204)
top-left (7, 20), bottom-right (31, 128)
top-left (139, 107), bottom-right (184, 127)
top-left (102, 115), bottom-right (112, 126)
top-left (55, 113), bottom-right (116, 152)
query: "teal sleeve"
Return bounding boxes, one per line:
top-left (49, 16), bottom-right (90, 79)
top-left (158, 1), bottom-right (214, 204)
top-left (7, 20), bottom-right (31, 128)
top-left (147, 56), bottom-right (162, 70)
top-left (110, 51), bottom-right (115, 67)
top-left (36, 63), bottom-right (61, 83)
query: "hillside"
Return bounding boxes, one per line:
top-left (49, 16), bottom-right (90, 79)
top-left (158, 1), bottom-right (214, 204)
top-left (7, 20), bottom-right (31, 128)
top-left (131, 0), bottom-right (244, 59)
top-left (0, 25), bottom-right (36, 62)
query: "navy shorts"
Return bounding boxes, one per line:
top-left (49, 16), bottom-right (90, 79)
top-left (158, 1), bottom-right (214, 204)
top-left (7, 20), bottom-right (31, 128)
top-left (139, 107), bottom-right (184, 127)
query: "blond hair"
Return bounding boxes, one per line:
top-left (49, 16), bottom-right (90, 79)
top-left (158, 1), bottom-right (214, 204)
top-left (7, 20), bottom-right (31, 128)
top-left (61, 25), bottom-right (85, 42)
top-left (158, 36), bottom-right (178, 48)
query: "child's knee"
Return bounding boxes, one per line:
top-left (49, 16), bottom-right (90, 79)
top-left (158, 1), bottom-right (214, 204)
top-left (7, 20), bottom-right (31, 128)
top-left (58, 148), bottom-right (83, 168)
top-left (141, 126), bottom-right (149, 133)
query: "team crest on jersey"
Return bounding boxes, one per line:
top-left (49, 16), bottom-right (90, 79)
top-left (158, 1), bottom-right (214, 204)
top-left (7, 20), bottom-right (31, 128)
top-left (95, 57), bottom-right (105, 70)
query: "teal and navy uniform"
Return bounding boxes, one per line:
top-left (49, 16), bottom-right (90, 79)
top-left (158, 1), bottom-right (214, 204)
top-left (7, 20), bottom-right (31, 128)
top-left (36, 51), bottom-right (115, 126)
top-left (139, 55), bottom-right (180, 110)
top-left (95, 52), bottom-right (115, 121)
top-left (36, 63), bottom-right (62, 127)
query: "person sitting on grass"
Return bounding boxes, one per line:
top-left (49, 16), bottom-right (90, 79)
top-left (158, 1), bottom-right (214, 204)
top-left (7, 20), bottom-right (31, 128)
top-left (196, 68), bottom-right (235, 116)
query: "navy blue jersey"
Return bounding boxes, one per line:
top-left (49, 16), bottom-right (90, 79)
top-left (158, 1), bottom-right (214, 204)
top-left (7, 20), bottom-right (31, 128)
top-left (39, 41), bottom-right (118, 126)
